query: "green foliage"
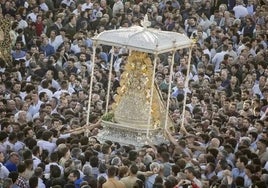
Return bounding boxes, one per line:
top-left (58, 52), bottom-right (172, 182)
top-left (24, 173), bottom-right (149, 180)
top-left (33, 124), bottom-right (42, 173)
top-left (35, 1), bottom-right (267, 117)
top-left (102, 112), bottom-right (114, 122)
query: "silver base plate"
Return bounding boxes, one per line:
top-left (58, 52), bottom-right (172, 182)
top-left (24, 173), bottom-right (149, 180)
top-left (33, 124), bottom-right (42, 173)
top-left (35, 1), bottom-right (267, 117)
top-left (97, 120), bottom-right (169, 148)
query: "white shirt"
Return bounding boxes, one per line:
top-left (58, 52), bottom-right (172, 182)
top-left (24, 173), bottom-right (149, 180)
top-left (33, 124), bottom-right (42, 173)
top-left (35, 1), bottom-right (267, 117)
top-left (38, 177), bottom-right (46, 188)
top-left (199, 18), bottom-right (212, 32)
top-left (233, 5), bottom-right (249, 19)
top-left (252, 83), bottom-right (264, 99)
top-left (27, 12), bottom-right (37, 22)
top-left (72, 9), bottom-right (82, 16)
top-left (114, 58), bottom-right (122, 73)
top-left (247, 5), bottom-right (254, 15)
top-left (74, 61), bottom-right (90, 73)
top-left (33, 155), bottom-right (41, 170)
top-left (39, 3), bottom-right (49, 12)
top-left (0, 162), bottom-right (9, 179)
top-left (237, 44), bottom-right (245, 55)
top-left (53, 89), bottom-right (68, 99)
top-left (37, 140), bottom-right (56, 155)
top-left (82, 2), bottom-right (93, 11)
top-left (45, 162), bottom-right (64, 175)
top-left (53, 88), bottom-right (75, 99)
top-left (51, 79), bottom-right (60, 90)
top-left (203, 49), bottom-right (211, 60)
top-left (17, 19), bottom-right (28, 29)
top-left (228, 50), bottom-right (238, 59)
top-left (49, 36), bottom-right (63, 51)
top-left (14, 141), bottom-right (25, 152)
top-left (3, 140), bottom-right (15, 152)
top-left (29, 100), bottom-right (43, 117)
top-left (61, 0), bottom-right (75, 7)
top-left (70, 44), bottom-right (81, 54)
top-left (113, 0), bottom-right (124, 16)
top-left (38, 88), bottom-right (53, 100)
top-left (212, 51), bottom-right (227, 72)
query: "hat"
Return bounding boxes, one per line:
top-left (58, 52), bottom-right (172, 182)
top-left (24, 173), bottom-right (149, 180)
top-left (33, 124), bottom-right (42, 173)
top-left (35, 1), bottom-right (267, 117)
top-left (0, 131), bottom-right (8, 141)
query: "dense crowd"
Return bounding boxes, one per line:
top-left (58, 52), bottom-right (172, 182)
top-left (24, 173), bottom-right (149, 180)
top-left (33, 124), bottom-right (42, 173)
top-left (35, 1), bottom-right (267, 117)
top-left (0, 0), bottom-right (267, 188)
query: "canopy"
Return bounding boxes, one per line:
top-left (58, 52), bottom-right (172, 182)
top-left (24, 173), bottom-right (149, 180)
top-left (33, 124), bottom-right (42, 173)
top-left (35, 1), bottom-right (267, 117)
top-left (93, 25), bottom-right (193, 54)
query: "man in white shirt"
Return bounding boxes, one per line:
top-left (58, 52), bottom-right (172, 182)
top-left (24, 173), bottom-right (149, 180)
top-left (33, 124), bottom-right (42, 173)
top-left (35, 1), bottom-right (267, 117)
top-left (15, 14), bottom-right (28, 29)
top-left (44, 70), bottom-right (60, 91)
top-left (34, 167), bottom-right (46, 188)
top-left (212, 44), bottom-right (228, 72)
top-left (37, 130), bottom-right (56, 155)
top-left (48, 30), bottom-right (63, 51)
top-left (32, 146), bottom-right (42, 170)
top-left (199, 12), bottom-right (212, 32)
top-left (82, 0), bottom-right (93, 11)
top-left (53, 80), bottom-right (75, 99)
top-left (44, 152), bottom-right (64, 175)
top-left (27, 6), bottom-right (39, 22)
top-left (28, 91), bottom-right (43, 117)
top-left (14, 132), bottom-right (25, 152)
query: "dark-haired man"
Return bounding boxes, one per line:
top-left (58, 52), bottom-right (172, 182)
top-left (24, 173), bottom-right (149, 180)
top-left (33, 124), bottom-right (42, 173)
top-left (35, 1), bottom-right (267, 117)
top-left (103, 166), bottom-right (125, 188)
top-left (16, 163), bottom-right (29, 188)
top-left (68, 169), bottom-right (83, 188)
top-left (120, 165), bottom-right (139, 188)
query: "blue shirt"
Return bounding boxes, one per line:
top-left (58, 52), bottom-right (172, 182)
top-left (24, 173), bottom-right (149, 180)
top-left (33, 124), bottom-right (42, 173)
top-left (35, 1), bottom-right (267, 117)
top-left (12, 50), bottom-right (26, 59)
top-left (4, 160), bottom-right (17, 172)
top-left (231, 167), bottom-right (245, 179)
top-left (145, 174), bottom-right (158, 188)
top-left (74, 178), bottom-right (83, 188)
top-left (40, 44), bottom-right (55, 57)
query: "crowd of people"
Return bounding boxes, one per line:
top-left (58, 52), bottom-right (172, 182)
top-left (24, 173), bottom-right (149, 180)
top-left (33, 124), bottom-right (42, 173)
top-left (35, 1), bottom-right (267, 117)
top-left (0, 0), bottom-right (267, 187)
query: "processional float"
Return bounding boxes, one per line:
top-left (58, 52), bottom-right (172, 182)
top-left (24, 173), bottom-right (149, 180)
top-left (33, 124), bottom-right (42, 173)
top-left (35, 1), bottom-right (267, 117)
top-left (87, 16), bottom-right (193, 148)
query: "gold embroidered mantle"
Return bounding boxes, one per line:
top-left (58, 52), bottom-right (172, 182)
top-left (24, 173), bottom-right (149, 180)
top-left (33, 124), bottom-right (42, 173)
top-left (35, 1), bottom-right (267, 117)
top-left (113, 51), bottom-right (170, 129)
